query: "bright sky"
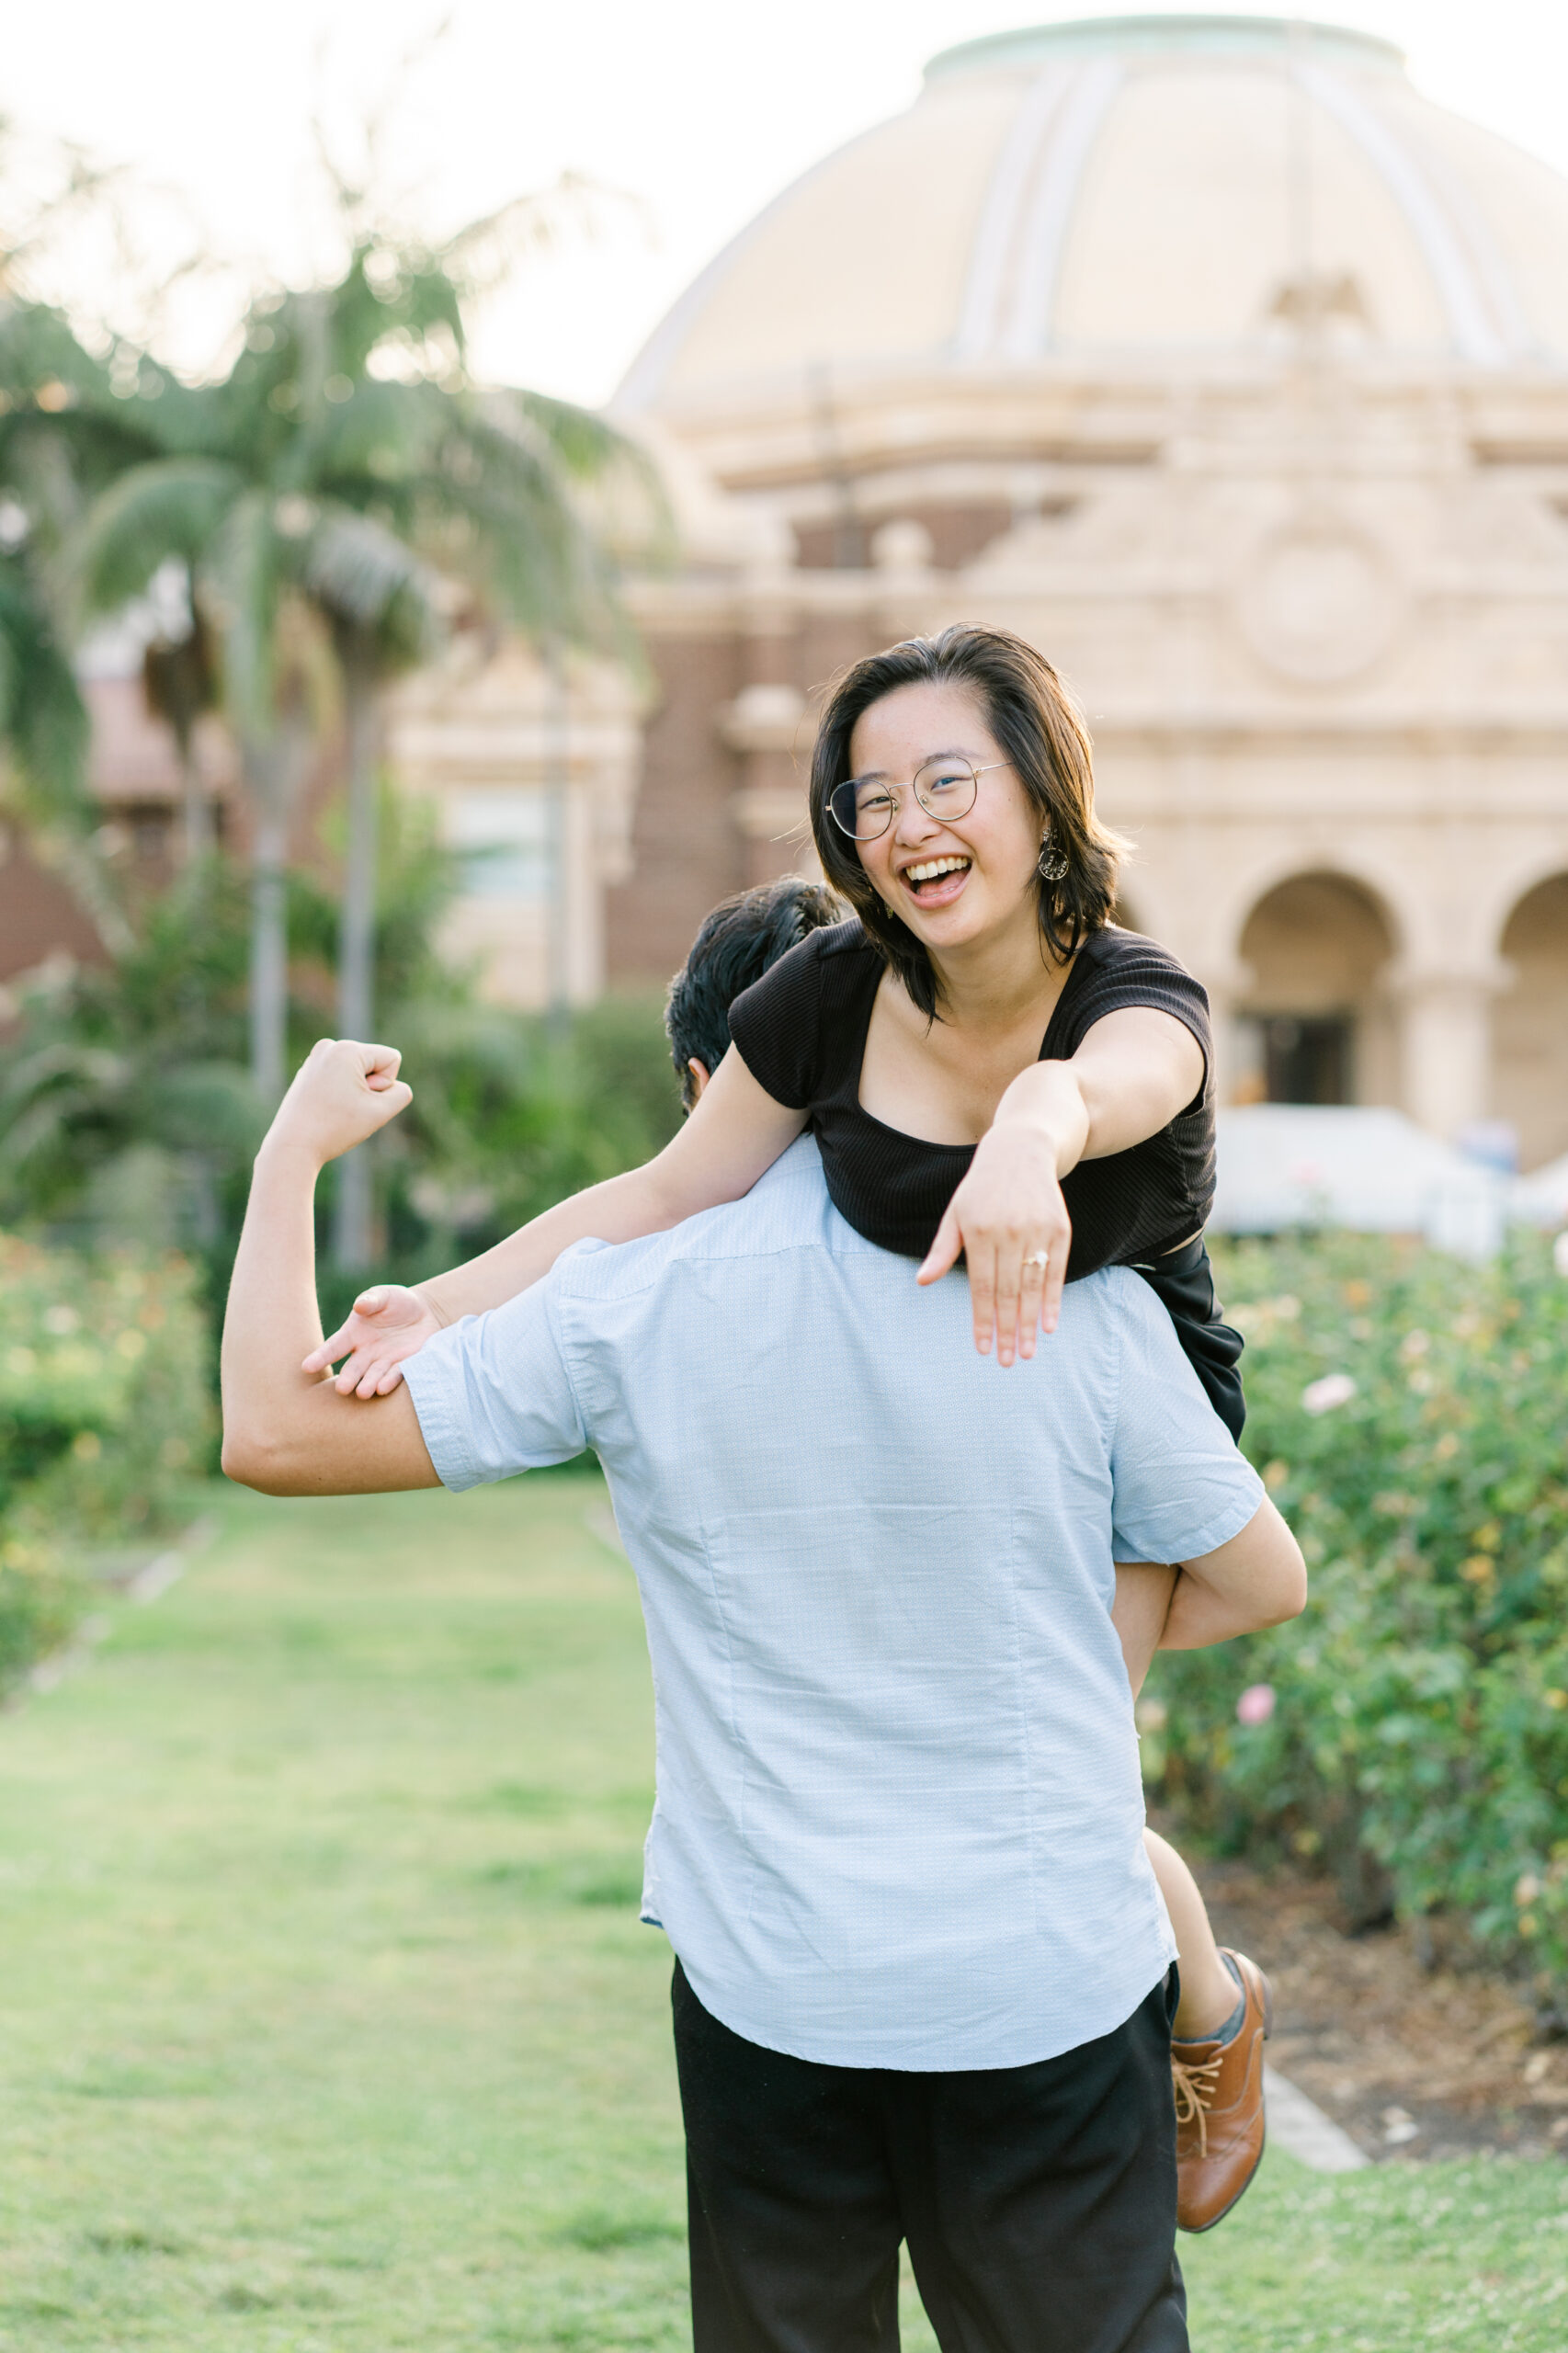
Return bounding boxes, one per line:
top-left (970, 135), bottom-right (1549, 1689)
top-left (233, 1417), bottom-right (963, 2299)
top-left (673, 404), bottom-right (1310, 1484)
top-left (7, 2), bottom-right (1568, 409)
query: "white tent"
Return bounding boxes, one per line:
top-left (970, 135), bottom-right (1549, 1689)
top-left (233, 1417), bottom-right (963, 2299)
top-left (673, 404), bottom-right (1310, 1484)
top-left (1512, 1152), bottom-right (1568, 1231)
top-left (1211, 1107), bottom-right (1506, 1259)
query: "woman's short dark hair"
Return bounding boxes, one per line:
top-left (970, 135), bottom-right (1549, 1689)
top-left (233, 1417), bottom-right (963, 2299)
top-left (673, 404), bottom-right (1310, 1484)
top-left (666, 875), bottom-right (847, 1110)
top-left (809, 624), bottom-right (1128, 1018)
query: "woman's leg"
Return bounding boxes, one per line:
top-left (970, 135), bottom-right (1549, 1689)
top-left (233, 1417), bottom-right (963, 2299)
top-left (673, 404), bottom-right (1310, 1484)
top-left (1147, 1828), bottom-right (1273, 2233)
top-left (1113, 1567), bottom-right (1244, 2037)
top-left (1113, 1564), bottom-right (1271, 2230)
top-left (1143, 1828), bottom-right (1240, 2040)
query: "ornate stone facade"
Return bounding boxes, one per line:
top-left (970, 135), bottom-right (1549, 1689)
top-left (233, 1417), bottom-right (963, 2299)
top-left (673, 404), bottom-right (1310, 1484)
top-left (387, 642), bottom-right (645, 1006)
top-left (45, 14), bottom-right (1564, 1172)
top-left (592, 14), bottom-right (1568, 1170)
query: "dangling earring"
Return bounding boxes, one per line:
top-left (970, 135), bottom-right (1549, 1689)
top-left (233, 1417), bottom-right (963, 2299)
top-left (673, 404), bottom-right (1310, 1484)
top-left (1038, 835), bottom-right (1069, 883)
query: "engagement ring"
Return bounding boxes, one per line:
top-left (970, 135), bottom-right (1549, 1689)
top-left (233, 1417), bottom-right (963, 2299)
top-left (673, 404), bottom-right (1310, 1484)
top-left (1024, 1250), bottom-right (1051, 1271)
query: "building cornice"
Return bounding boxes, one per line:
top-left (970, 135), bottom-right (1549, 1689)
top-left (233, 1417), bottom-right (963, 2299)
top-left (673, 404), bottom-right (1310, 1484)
top-left (642, 368), bottom-right (1568, 501)
top-left (1093, 712), bottom-right (1568, 753)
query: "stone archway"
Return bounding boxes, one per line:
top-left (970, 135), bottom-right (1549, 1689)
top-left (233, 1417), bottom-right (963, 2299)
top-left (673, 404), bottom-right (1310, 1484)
top-left (1494, 874), bottom-right (1568, 1171)
top-left (1233, 872), bottom-right (1397, 1106)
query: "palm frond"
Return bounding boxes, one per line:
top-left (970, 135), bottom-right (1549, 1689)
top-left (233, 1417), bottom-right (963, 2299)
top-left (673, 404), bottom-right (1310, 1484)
top-left (0, 296), bottom-right (111, 410)
top-left (37, 826), bottom-right (135, 957)
top-left (207, 488), bottom-right (282, 738)
top-left (301, 501), bottom-right (441, 661)
top-left (142, 1060), bottom-right (267, 1156)
top-left (500, 385), bottom-right (640, 481)
top-left (312, 376), bottom-right (445, 506)
top-left (0, 1037), bottom-right (128, 1109)
top-left (63, 454), bottom-right (242, 621)
top-left (0, 550), bottom-right (90, 819)
top-left (0, 1041), bottom-right (131, 1181)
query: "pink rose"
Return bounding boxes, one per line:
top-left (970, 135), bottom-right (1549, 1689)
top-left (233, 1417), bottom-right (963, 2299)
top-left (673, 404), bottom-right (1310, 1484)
top-left (1236, 1683), bottom-right (1277, 1727)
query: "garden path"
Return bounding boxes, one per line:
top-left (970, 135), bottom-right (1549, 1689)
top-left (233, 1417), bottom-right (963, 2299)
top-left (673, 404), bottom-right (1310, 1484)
top-left (1198, 1852), bottom-right (1568, 2164)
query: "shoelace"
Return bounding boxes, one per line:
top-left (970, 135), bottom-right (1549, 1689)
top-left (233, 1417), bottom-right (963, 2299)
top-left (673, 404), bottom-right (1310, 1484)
top-left (1169, 2052), bottom-right (1224, 2158)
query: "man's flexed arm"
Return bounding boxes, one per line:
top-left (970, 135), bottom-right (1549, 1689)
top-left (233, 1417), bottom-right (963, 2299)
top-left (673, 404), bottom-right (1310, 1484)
top-left (221, 1041), bottom-right (439, 1496)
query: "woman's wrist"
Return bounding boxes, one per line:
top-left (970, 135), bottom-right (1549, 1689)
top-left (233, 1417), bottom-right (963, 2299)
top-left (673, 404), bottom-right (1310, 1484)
top-left (411, 1281), bottom-right (452, 1331)
top-left (991, 1063), bottom-right (1088, 1174)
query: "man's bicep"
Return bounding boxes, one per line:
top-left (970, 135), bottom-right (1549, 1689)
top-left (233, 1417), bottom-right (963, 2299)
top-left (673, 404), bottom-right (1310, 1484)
top-left (304, 1381), bottom-right (440, 1492)
top-left (227, 1379), bottom-right (441, 1496)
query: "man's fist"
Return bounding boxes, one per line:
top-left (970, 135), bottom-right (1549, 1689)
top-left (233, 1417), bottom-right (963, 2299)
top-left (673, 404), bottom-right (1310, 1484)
top-left (302, 1283), bottom-right (443, 1397)
top-left (267, 1039), bottom-right (413, 1170)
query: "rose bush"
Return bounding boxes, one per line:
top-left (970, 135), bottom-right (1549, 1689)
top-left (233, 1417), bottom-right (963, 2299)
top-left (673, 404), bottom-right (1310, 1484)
top-left (1144, 1228), bottom-right (1568, 1988)
top-left (0, 1236), bottom-right (212, 1688)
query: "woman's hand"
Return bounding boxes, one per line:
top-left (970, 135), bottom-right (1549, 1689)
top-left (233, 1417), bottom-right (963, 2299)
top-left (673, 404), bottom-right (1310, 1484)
top-left (917, 1062), bottom-right (1089, 1364)
top-left (918, 1122), bottom-right (1074, 1364)
top-left (303, 1284), bottom-right (445, 1398)
top-left (917, 1008), bottom-right (1204, 1361)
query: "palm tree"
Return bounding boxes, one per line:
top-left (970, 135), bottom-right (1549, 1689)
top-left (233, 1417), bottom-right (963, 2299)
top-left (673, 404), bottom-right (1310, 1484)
top-left (63, 372), bottom-right (317, 1100)
top-left (2, 140), bottom-right (259, 932)
top-left (71, 216), bottom-right (664, 1261)
top-left (0, 294), bottom-right (163, 953)
top-left (0, 539), bottom-right (89, 824)
top-left (0, 856), bottom-right (262, 1249)
top-left (141, 596), bottom-right (218, 862)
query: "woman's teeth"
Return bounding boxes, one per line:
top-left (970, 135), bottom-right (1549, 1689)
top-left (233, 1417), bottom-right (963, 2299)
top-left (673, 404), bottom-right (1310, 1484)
top-left (905, 857), bottom-right (970, 892)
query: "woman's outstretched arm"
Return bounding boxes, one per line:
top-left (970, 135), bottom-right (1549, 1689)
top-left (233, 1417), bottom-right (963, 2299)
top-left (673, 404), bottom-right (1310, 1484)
top-left (305, 1045), bottom-right (804, 1396)
top-left (919, 1006), bottom-right (1204, 1361)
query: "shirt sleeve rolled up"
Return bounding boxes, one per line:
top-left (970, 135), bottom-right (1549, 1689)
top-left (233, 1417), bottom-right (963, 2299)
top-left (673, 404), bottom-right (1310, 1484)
top-left (402, 1278), bottom-right (587, 1491)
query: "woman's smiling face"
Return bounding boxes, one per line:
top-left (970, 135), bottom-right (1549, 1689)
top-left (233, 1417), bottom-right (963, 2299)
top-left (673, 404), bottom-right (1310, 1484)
top-left (846, 680), bottom-right (1044, 959)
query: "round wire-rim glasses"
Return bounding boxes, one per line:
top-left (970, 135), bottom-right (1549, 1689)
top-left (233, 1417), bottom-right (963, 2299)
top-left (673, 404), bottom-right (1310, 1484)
top-left (826, 757), bottom-right (1008, 844)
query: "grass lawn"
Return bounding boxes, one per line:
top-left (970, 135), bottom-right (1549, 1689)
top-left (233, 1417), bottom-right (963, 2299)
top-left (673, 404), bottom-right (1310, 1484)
top-left (0, 1470), bottom-right (1563, 2350)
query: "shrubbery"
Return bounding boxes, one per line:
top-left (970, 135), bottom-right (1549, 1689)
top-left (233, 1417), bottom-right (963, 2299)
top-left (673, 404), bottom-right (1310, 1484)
top-left (0, 831), bottom-right (679, 1685)
top-left (0, 1235), bottom-right (212, 1688)
top-left (0, 831), bottom-right (686, 1333)
top-left (1145, 1229), bottom-right (1568, 1989)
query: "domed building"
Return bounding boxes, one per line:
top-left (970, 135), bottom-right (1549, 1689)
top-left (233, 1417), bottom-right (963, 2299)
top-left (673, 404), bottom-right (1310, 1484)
top-left (544, 11), bottom-right (1568, 1167)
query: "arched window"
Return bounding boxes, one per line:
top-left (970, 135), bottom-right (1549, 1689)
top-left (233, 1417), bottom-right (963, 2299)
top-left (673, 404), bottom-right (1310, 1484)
top-left (1232, 873), bottom-right (1396, 1106)
top-left (1494, 875), bottom-right (1568, 1172)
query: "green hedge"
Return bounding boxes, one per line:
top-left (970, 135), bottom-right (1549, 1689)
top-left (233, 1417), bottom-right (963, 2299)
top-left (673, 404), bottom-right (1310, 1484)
top-left (0, 1236), bottom-right (213, 1689)
top-left (1144, 1230), bottom-right (1568, 1987)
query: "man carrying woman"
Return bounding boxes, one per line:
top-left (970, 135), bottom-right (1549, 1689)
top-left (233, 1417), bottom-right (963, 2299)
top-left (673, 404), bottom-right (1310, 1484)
top-left (316, 626), bottom-right (1285, 2226)
top-left (224, 624), bottom-right (1307, 2348)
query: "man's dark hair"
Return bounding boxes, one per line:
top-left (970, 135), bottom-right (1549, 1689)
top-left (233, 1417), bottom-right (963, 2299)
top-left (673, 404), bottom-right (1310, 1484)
top-left (666, 875), bottom-right (846, 1110)
top-left (809, 624), bottom-right (1129, 1020)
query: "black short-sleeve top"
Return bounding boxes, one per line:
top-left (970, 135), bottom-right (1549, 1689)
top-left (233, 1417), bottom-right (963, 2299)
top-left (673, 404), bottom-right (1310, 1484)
top-left (726, 918), bottom-right (1215, 1281)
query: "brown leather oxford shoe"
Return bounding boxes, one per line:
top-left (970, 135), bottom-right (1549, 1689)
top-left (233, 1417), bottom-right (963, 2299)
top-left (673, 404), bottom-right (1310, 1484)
top-left (1171, 1947), bottom-right (1273, 2233)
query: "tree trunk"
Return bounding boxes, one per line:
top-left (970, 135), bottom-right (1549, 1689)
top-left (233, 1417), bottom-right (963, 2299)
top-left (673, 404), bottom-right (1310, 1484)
top-left (247, 751), bottom-right (289, 1104)
top-left (177, 726), bottom-right (213, 865)
top-left (143, 600), bottom-right (217, 869)
top-left (545, 642), bottom-right (571, 1038)
top-left (244, 718), bottom-right (309, 1105)
top-left (331, 633), bottom-right (381, 1270)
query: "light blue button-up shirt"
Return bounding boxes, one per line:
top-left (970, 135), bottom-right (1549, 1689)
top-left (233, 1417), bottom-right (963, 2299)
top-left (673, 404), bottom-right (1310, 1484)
top-left (404, 1137), bottom-right (1262, 2072)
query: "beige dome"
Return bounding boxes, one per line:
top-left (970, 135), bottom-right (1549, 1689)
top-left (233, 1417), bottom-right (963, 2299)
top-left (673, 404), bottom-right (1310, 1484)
top-left (622, 14), bottom-right (1568, 411)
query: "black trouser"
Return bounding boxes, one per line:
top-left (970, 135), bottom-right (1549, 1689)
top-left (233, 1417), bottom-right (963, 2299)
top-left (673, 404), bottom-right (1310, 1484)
top-left (672, 1962), bottom-right (1187, 2353)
